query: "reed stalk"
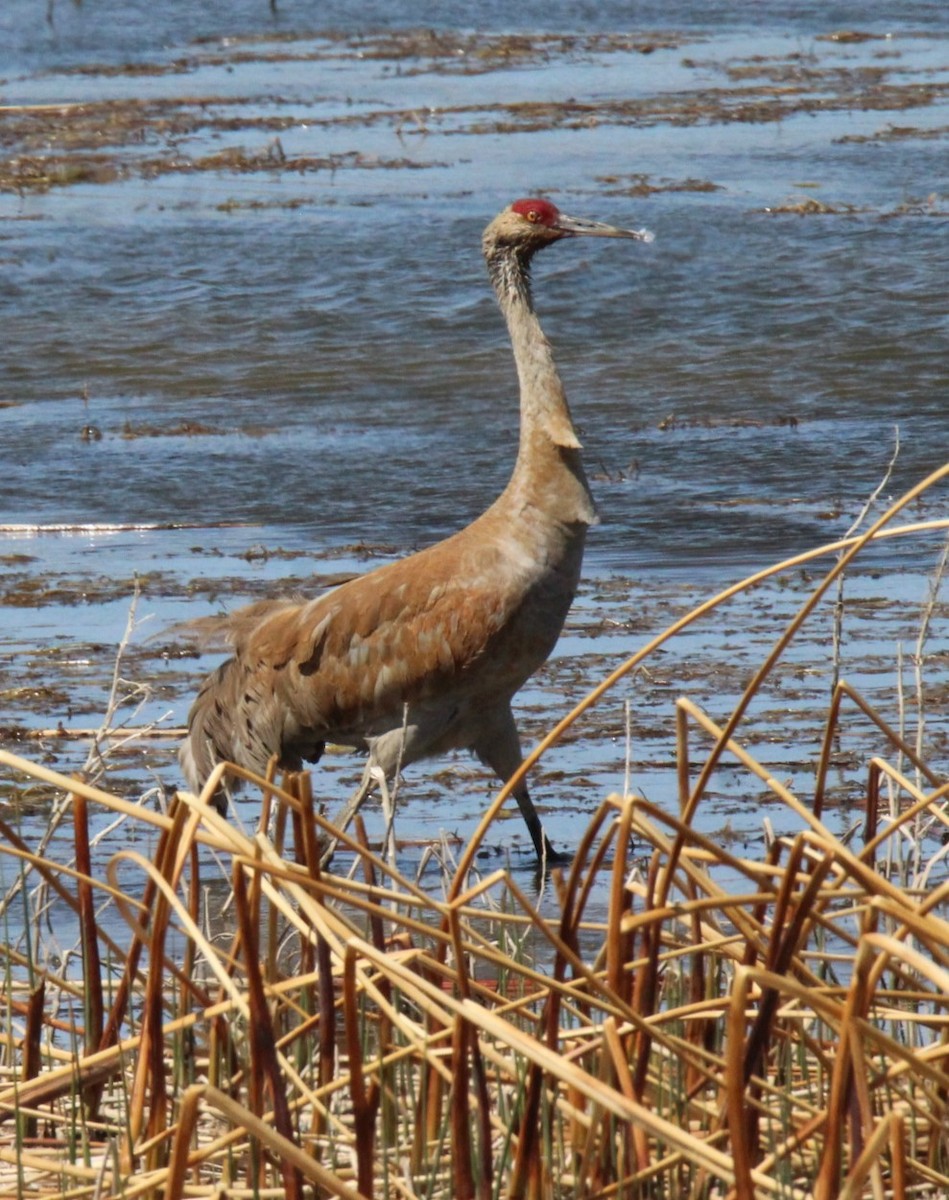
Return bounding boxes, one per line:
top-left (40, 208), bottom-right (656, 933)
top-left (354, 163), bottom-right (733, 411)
top-left (0, 484), bottom-right (948, 1197)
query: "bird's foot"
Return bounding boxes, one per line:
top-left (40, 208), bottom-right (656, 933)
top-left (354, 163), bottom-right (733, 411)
top-left (541, 842), bottom-right (573, 869)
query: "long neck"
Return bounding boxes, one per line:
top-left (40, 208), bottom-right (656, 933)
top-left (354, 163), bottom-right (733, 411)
top-left (487, 242), bottom-right (597, 527)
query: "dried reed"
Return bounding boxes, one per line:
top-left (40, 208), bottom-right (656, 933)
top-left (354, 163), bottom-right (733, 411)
top-left (1, 470), bottom-right (948, 1199)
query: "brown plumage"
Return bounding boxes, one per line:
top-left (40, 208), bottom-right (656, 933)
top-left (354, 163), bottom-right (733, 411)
top-left (180, 197), bottom-right (652, 863)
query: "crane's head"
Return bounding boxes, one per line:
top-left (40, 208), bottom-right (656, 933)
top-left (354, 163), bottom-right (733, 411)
top-left (486, 197), bottom-right (654, 254)
top-left (483, 199), bottom-right (652, 298)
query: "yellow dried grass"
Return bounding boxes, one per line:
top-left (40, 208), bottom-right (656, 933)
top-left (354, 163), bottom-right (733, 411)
top-left (0, 473), bottom-right (947, 1198)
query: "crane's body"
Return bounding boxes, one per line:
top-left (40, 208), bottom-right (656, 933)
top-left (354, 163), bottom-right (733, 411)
top-left (181, 198), bottom-right (651, 862)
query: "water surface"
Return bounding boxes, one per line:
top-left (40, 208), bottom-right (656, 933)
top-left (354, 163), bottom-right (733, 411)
top-left (1, 2), bottom-right (946, 871)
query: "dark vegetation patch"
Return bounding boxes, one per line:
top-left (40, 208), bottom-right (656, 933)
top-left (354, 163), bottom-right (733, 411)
top-left (78, 420), bottom-right (279, 441)
top-left (836, 122), bottom-right (949, 143)
top-left (762, 192), bottom-right (947, 218)
top-left (1, 31), bottom-right (945, 195)
top-left (597, 173), bottom-right (724, 195)
top-left (54, 30), bottom-right (684, 81)
top-left (657, 412), bottom-right (801, 430)
top-left (119, 419), bottom-right (224, 438)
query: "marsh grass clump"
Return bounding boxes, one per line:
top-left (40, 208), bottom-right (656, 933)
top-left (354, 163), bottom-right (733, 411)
top-left (0, 466), bottom-right (948, 1199)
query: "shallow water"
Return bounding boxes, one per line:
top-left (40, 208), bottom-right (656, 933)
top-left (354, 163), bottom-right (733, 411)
top-left (0, 3), bottom-right (947, 883)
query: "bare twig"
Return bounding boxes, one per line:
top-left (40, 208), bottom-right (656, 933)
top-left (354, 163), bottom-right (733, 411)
top-left (830, 426), bottom-right (900, 694)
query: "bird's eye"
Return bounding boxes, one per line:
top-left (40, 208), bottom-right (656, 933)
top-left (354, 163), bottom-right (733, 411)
top-left (511, 197), bottom-right (560, 226)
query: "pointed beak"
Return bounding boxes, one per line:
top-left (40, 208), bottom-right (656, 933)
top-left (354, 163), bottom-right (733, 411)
top-left (553, 212), bottom-right (654, 243)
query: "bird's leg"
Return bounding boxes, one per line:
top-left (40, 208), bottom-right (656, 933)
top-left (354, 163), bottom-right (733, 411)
top-left (473, 705), bottom-right (568, 865)
top-left (514, 784), bottom-right (569, 867)
top-left (320, 760), bottom-right (378, 866)
top-left (320, 720), bottom-right (412, 867)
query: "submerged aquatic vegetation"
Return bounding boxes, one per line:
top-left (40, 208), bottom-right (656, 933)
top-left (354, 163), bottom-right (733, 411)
top-left (0, 471), bottom-right (948, 1197)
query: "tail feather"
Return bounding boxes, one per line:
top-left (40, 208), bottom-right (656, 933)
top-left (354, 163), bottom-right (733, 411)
top-left (178, 591), bottom-right (343, 802)
top-left (179, 657), bottom-right (242, 795)
top-left (170, 597), bottom-right (301, 652)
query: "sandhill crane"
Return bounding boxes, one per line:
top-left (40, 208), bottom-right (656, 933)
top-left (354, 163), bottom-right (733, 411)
top-left (180, 198), bottom-right (652, 864)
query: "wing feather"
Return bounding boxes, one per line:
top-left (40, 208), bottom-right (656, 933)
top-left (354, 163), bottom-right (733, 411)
top-left (183, 513), bottom-right (570, 783)
top-left (240, 535), bottom-right (526, 731)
